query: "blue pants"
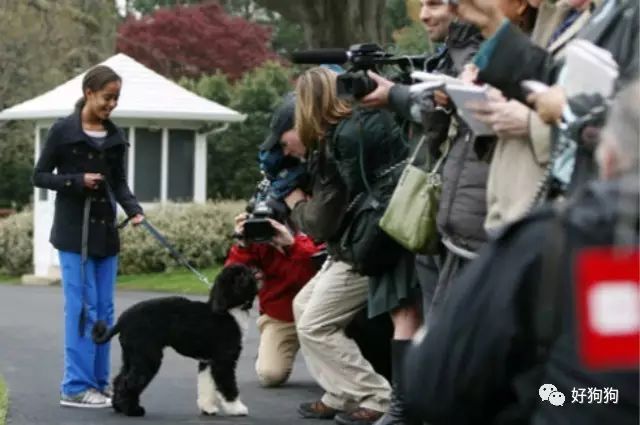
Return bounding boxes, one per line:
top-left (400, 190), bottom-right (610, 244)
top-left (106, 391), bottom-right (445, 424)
top-left (59, 251), bottom-right (117, 396)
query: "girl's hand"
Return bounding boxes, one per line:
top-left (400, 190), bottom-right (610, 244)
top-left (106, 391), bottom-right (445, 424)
top-left (131, 214), bottom-right (145, 226)
top-left (83, 173), bottom-right (103, 190)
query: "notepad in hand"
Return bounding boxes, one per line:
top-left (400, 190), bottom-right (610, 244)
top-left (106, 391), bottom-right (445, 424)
top-left (411, 71), bottom-right (464, 86)
top-left (562, 40), bottom-right (619, 98)
top-left (444, 84), bottom-right (495, 136)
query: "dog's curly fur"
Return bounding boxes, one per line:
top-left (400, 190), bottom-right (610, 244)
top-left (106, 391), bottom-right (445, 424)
top-left (92, 264), bottom-right (258, 417)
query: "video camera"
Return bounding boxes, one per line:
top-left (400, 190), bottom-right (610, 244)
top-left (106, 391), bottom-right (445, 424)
top-left (290, 43), bottom-right (425, 99)
top-left (241, 179), bottom-right (287, 243)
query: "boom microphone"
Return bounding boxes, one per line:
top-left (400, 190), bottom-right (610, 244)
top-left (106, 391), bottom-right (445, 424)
top-left (290, 49), bottom-right (349, 65)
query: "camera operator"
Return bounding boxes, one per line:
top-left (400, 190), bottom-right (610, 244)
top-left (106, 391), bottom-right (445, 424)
top-left (285, 67), bottom-right (418, 425)
top-left (225, 202), bottom-right (323, 388)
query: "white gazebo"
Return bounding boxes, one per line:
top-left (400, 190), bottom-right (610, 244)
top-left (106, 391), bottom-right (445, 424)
top-left (0, 53), bottom-right (245, 282)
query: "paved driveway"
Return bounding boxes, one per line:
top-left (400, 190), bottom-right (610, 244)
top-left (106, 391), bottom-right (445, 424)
top-left (0, 284), bottom-right (324, 425)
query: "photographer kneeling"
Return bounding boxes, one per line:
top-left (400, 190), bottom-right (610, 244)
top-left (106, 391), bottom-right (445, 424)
top-left (225, 199), bottom-right (323, 388)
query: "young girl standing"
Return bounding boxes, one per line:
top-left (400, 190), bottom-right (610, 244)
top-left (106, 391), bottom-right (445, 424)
top-left (33, 65), bottom-right (144, 408)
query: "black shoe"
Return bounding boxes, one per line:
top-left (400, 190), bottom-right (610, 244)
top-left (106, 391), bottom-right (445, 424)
top-left (335, 407), bottom-right (384, 425)
top-left (374, 340), bottom-right (421, 425)
top-left (298, 400), bottom-right (343, 419)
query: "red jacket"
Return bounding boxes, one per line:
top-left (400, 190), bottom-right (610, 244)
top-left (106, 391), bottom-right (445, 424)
top-left (224, 234), bottom-right (322, 322)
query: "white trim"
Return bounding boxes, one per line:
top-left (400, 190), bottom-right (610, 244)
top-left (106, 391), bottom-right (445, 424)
top-left (194, 133), bottom-right (206, 203)
top-left (127, 127), bottom-right (135, 189)
top-left (0, 109), bottom-right (246, 122)
top-left (161, 127), bottom-right (169, 202)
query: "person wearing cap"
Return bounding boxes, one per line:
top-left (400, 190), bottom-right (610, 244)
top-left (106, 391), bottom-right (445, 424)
top-left (225, 94), bottom-right (324, 388)
top-left (259, 93), bottom-right (309, 201)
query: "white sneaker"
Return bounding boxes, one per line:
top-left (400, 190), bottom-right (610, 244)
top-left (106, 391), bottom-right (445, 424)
top-left (60, 388), bottom-right (112, 408)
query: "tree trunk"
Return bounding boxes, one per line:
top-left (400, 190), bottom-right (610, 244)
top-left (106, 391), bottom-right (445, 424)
top-left (256, 0), bottom-right (387, 48)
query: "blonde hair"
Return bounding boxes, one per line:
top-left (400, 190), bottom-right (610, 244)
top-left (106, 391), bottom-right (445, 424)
top-left (295, 67), bottom-right (352, 151)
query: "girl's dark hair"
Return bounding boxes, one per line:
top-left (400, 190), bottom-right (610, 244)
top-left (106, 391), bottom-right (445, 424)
top-left (75, 65), bottom-right (121, 111)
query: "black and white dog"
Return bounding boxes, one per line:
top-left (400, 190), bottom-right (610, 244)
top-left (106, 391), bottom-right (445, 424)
top-left (92, 264), bottom-right (258, 417)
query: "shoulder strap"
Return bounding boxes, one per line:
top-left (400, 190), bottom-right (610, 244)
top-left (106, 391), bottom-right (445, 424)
top-left (534, 201), bottom-right (570, 360)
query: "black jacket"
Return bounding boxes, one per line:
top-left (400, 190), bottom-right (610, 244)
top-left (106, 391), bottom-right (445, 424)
top-left (291, 108), bottom-right (406, 249)
top-left (404, 175), bottom-right (640, 425)
top-left (33, 112), bottom-right (143, 257)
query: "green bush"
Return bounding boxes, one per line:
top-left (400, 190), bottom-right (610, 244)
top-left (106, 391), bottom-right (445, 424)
top-left (0, 201), bottom-right (245, 276)
top-left (181, 61), bottom-right (296, 200)
top-left (0, 208), bottom-right (33, 275)
top-left (119, 200), bottom-right (244, 274)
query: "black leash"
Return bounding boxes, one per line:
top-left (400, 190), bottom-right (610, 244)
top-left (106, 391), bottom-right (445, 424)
top-left (78, 197), bottom-right (91, 337)
top-left (119, 217), bottom-right (213, 289)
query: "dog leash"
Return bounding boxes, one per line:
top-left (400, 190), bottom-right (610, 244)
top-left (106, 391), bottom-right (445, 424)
top-left (119, 217), bottom-right (213, 289)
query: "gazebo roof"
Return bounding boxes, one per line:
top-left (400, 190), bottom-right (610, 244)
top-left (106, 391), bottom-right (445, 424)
top-left (0, 53), bottom-right (245, 123)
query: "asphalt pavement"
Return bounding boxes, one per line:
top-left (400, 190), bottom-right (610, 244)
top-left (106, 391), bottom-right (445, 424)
top-left (0, 284), bottom-right (325, 425)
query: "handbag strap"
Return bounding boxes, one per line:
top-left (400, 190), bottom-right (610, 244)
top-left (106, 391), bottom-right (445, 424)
top-left (429, 137), bottom-right (450, 174)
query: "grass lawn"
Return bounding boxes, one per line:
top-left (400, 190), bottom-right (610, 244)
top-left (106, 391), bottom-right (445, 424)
top-left (116, 265), bottom-right (222, 295)
top-left (0, 375), bottom-right (8, 425)
top-left (0, 275), bottom-right (19, 285)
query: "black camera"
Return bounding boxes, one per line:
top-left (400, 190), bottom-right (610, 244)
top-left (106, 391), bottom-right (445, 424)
top-left (241, 179), bottom-right (288, 243)
top-left (291, 43), bottom-right (424, 99)
top-left (244, 200), bottom-right (276, 243)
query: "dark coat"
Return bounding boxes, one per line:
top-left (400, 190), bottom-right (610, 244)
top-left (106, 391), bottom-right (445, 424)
top-left (33, 112), bottom-right (143, 257)
top-left (291, 107), bottom-right (407, 248)
top-left (404, 175), bottom-right (640, 425)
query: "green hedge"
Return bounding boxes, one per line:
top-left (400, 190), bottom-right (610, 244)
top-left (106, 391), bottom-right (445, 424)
top-left (0, 208), bottom-right (33, 275)
top-left (0, 201), bottom-right (245, 276)
top-left (119, 201), bottom-right (244, 274)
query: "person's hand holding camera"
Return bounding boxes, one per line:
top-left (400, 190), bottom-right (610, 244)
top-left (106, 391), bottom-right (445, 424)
top-left (360, 71), bottom-right (395, 108)
top-left (267, 219), bottom-right (294, 250)
top-left (233, 212), bottom-right (249, 247)
top-left (84, 173), bottom-right (103, 190)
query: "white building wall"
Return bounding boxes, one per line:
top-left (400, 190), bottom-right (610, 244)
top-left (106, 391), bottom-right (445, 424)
top-left (31, 119), bottom-right (210, 279)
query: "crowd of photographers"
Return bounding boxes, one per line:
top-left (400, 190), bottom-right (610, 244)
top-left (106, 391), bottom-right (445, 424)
top-left (225, 0), bottom-right (639, 424)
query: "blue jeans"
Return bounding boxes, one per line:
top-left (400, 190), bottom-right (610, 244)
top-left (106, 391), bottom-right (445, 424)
top-left (59, 251), bottom-right (117, 396)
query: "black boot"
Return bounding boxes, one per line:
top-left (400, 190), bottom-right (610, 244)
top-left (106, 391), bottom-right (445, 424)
top-left (374, 340), bottom-right (420, 425)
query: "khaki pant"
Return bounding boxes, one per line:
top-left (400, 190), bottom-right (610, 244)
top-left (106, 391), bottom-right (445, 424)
top-left (293, 259), bottom-right (391, 412)
top-left (255, 314), bottom-right (299, 387)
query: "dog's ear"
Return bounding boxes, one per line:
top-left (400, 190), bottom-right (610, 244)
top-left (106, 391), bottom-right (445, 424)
top-left (209, 280), bottom-right (229, 313)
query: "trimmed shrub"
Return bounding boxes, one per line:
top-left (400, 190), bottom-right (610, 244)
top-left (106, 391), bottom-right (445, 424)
top-left (118, 201), bottom-right (245, 274)
top-left (0, 201), bottom-right (245, 276)
top-left (0, 208), bottom-right (33, 275)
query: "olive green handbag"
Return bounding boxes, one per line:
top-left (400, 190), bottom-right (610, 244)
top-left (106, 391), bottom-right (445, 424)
top-left (379, 135), bottom-right (449, 254)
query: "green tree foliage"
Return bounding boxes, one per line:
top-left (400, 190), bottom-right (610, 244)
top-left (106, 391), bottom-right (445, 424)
top-left (392, 21), bottom-right (432, 56)
top-left (0, 0), bottom-right (118, 208)
top-left (181, 61), bottom-right (294, 199)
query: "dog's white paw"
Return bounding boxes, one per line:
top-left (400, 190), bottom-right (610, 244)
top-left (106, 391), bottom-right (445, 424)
top-left (197, 366), bottom-right (219, 415)
top-left (220, 398), bottom-right (248, 416)
top-left (198, 400), bottom-right (219, 416)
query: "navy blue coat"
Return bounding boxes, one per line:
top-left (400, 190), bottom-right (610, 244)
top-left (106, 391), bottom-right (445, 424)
top-left (33, 111), bottom-right (143, 257)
